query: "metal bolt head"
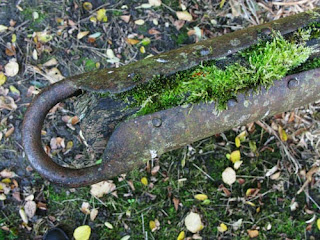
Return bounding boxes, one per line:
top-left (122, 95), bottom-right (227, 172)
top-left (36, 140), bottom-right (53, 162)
top-left (288, 78), bottom-right (299, 89)
top-left (152, 117), bottom-right (162, 127)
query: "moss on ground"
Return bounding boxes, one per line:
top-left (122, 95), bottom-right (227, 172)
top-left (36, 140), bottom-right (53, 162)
top-left (120, 32), bottom-right (312, 116)
top-left (41, 124), bottom-right (320, 239)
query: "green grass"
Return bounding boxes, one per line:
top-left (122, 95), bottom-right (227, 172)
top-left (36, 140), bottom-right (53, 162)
top-left (120, 32), bottom-right (312, 117)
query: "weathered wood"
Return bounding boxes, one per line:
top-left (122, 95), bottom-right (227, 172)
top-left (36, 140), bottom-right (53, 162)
top-left (74, 93), bottom-right (137, 155)
top-left (75, 37), bottom-right (320, 156)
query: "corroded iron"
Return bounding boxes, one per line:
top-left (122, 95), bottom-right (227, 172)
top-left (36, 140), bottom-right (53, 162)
top-left (70, 8), bottom-right (320, 94)
top-left (22, 9), bottom-right (320, 187)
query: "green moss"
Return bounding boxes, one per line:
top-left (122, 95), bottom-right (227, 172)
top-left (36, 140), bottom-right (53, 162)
top-left (121, 32), bottom-right (312, 116)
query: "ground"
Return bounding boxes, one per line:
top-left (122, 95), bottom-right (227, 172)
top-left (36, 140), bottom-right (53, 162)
top-left (0, 0), bottom-right (320, 239)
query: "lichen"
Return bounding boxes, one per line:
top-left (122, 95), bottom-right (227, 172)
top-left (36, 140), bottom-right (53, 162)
top-left (117, 31), bottom-right (312, 116)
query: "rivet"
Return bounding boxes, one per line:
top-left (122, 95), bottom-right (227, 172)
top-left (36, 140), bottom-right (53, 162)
top-left (227, 99), bottom-right (237, 108)
top-left (152, 117), bottom-right (162, 127)
top-left (288, 78), bottom-right (299, 89)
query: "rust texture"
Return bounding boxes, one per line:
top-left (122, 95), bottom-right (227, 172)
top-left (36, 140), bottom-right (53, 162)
top-left (69, 8), bottom-right (320, 93)
top-left (22, 9), bottom-right (320, 187)
top-left (22, 68), bottom-right (320, 187)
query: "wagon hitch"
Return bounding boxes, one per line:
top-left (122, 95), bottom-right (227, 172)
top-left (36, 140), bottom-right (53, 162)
top-left (23, 9), bottom-right (320, 187)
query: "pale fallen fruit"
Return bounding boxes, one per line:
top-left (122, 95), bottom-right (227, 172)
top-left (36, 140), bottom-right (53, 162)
top-left (184, 212), bottom-right (204, 233)
top-left (176, 11), bottom-right (193, 21)
top-left (5, 60), bottom-right (19, 77)
top-left (73, 225), bottom-right (91, 240)
top-left (222, 167), bottom-right (236, 185)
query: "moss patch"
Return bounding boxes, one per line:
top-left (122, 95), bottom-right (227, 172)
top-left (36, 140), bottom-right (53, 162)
top-left (120, 32), bottom-right (312, 116)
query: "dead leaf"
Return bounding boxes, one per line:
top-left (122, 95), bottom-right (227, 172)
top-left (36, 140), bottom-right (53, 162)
top-left (0, 194), bottom-right (6, 200)
top-left (194, 194), bottom-right (208, 201)
top-left (0, 25), bottom-right (8, 32)
top-left (97, 9), bottom-right (108, 22)
top-left (234, 160), bottom-right (243, 170)
top-left (12, 192), bottom-right (21, 201)
top-left (230, 150), bottom-right (240, 163)
top-left (50, 137), bottom-right (65, 150)
top-left (83, 2), bottom-right (92, 11)
top-left (45, 67), bottom-right (64, 83)
top-left (217, 223), bottom-right (227, 232)
top-left (43, 58), bottom-right (58, 67)
top-left (77, 31), bottom-right (90, 40)
top-left (177, 231), bottom-right (185, 240)
top-left (247, 229), bottom-right (259, 238)
top-left (141, 177), bottom-right (148, 186)
top-left (36, 31), bottom-right (53, 43)
top-left (80, 202), bottom-right (90, 215)
top-left (135, 19), bottom-right (145, 25)
top-left (151, 165), bottom-right (160, 175)
top-left (148, 28), bottom-right (161, 35)
top-left (5, 127), bottom-right (14, 138)
top-left (0, 72), bottom-right (6, 86)
top-left (25, 194), bottom-right (34, 201)
top-left (24, 201), bottom-right (37, 218)
top-left (222, 167), bottom-right (236, 186)
top-left (4, 59), bottom-right (19, 77)
top-left (126, 38), bottom-right (140, 45)
top-left (105, 222), bottom-right (113, 229)
top-left (5, 44), bottom-right (16, 56)
top-left (0, 169), bottom-right (16, 178)
top-left (270, 172), bottom-right (281, 180)
top-left (0, 96), bottom-right (17, 111)
top-left (149, 0), bottom-right (162, 7)
top-left (265, 165), bottom-right (278, 177)
top-left (90, 208), bottom-right (98, 221)
top-left (19, 208), bottom-right (28, 224)
top-left (120, 15), bottom-right (131, 23)
top-left (278, 125), bottom-right (288, 142)
top-left (173, 197), bottom-right (179, 211)
top-left (73, 225), bottom-right (91, 240)
top-left (174, 20), bottom-right (185, 30)
top-left (185, 212), bottom-right (204, 233)
top-left (90, 180), bottom-right (116, 198)
top-left (176, 11), bottom-right (193, 22)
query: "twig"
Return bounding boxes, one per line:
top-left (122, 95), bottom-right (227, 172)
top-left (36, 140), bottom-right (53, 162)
top-left (256, 120), bottom-right (301, 172)
top-left (192, 163), bottom-right (215, 182)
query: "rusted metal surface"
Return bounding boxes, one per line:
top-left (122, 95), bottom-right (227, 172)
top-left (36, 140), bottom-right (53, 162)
top-left (22, 68), bottom-right (320, 187)
top-left (69, 9), bottom-right (320, 94)
top-left (22, 9), bottom-right (320, 187)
